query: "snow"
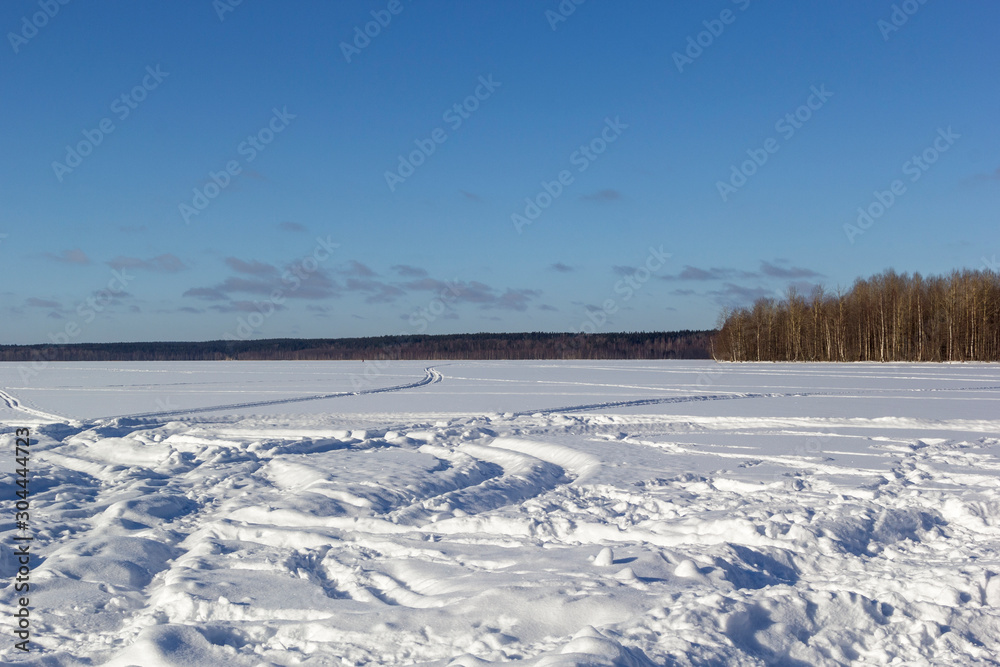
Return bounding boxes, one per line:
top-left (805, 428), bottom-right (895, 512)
top-left (2, 360), bottom-right (1000, 665)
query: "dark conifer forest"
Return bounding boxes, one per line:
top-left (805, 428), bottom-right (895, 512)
top-left (0, 331), bottom-right (714, 362)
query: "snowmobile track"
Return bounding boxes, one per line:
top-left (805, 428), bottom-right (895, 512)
top-left (102, 366), bottom-right (444, 421)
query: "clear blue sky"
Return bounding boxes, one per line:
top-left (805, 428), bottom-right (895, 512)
top-left (2, 0), bottom-right (998, 344)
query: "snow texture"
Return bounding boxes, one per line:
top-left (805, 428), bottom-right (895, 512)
top-left (2, 360), bottom-right (1000, 665)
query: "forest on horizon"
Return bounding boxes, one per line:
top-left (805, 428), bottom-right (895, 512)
top-left (5, 268), bottom-right (1000, 364)
top-left (0, 330), bottom-right (714, 362)
top-left (714, 269), bottom-right (1000, 362)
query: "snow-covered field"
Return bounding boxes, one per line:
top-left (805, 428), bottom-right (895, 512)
top-left (2, 360), bottom-right (1000, 666)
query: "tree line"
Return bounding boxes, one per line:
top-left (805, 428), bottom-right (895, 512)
top-left (0, 330), bottom-right (714, 362)
top-left (713, 269), bottom-right (1000, 362)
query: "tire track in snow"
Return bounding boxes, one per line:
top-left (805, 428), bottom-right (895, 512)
top-left (104, 366), bottom-right (444, 421)
top-left (513, 391), bottom-right (794, 416)
top-left (0, 388), bottom-right (70, 422)
top-left (508, 382), bottom-right (998, 416)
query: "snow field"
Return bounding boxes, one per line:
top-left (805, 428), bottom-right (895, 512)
top-left (1, 361), bottom-right (999, 665)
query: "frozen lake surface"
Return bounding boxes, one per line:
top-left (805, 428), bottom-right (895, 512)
top-left (2, 360), bottom-right (1000, 665)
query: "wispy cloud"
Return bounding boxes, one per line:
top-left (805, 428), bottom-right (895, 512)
top-left (344, 278), bottom-right (405, 304)
top-left (184, 257), bottom-right (340, 303)
top-left (279, 221), bottom-right (307, 232)
top-left (44, 249), bottom-right (89, 265)
top-left (225, 257), bottom-right (278, 276)
top-left (183, 257), bottom-right (542, 315)
top-left (659, 260), bottom-right (816, 282)
top-left (404, 278), bottom-right (541, 311)
top-left (25, 297), bottom-right (61, 308)
top-left (708, 283), bottom-right (774, 307)
top-left (760, 261), bottom-right (821, 279)
top-left (402, 277), bottom-right (451, 291)
top-left (581, 189), bottom-right (621, 202)
top-left (550, 262), bottom-right (574, 273)
top-left (183, 287), bottom-right (228, 301)
top-left (392, 264), bottom-right (428, 278)
top-left (307, 305), bottom-right (338, 319)
top-left (460, 190), bottom-right (483, 202)
top-left (339, 260), bottom-right (377, 278)
top-left (108, 254), bottom-right (186, 273)
top-left (661, 265), bottom-right (757, 281)
top-left (495, 288), bottom-right (541, 311)
top-left (966, 166), bottom-right (1000, 183)
top-left (210, 300), bottom-right (289, 314)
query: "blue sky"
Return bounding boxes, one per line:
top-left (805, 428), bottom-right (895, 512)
top-left (1, 0), bottom-right (998, 344)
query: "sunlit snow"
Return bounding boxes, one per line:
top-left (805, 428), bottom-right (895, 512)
top-left (2, 361), bottom-right (999, 665)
